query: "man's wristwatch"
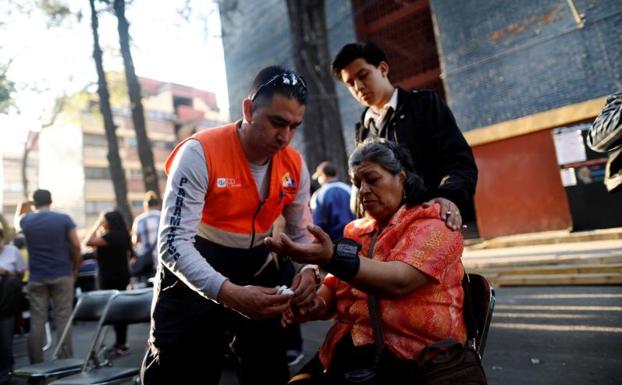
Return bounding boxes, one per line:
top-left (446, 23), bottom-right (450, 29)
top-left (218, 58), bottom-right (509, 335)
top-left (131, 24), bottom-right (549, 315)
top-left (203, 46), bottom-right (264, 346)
top-left (323, 238), bottom-right (361, 281)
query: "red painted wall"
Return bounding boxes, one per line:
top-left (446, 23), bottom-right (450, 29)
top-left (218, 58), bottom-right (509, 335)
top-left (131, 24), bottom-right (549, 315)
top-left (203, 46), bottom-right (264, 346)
top-left (473, 130), bottom-right (572, 239)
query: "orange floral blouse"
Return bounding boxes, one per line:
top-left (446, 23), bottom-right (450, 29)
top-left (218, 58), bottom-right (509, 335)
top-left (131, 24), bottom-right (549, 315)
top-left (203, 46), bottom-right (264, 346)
top-left (319, 204), bottom-right (466, 368)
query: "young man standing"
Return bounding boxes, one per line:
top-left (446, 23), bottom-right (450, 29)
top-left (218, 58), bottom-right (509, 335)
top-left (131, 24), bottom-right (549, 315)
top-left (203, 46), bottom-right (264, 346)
top-left (141, 66), bottom-right (319, 385)
top-left (15, 190), bottom-right (81, 364)
top-left (130, 190), bottom-right (161, 280)
top-left (331, 42), bottom-right (478, 229)
top-left (310, 161), bottom-right (354, 240)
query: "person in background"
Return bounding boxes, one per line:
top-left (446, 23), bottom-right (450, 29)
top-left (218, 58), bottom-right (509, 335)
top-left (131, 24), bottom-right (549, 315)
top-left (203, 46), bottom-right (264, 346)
top-left (15, 190), bottom-right (80, 364)
top-left (310, 161), bottom-right (354, 241)
top-left (131, 191), bottom-right (161, 282)
top-left (266, 139), bottom-right (466, 384)
top-left (331, 42), bottom-right (478, 229)
top-left (85, 210), bottom-right (132, 357)
top-left (587, 90), bottom-right (622, 193)
top-left (0, 228), bottom-right (27, 385)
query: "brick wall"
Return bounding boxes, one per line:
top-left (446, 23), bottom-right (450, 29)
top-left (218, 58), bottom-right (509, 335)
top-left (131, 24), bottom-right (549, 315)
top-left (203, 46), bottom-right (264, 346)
top-left (219, 0), bottom-right (359, 155)
top-left (430, 0), bottom-right (622, 131)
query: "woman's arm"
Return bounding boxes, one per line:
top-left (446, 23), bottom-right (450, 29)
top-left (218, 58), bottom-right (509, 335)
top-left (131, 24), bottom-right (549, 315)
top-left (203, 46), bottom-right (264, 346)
top-left (266, 225), bottom-right (427, 297)
top-left (266, 218), bottom-right (461, 298)
top-left (353, 258), bottom-right (429, 297)
top-left (84, 214), bottom-right (107, 248)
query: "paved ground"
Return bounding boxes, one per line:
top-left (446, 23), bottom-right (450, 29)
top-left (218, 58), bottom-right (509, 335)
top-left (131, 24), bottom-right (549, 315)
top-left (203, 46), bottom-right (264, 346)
top-left (7, 285), bottom-right (622, 384)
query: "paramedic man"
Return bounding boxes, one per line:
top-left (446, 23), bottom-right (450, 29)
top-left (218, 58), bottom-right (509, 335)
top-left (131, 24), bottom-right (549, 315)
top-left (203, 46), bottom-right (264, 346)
top-left (141, 66), bottom-right (318, 385)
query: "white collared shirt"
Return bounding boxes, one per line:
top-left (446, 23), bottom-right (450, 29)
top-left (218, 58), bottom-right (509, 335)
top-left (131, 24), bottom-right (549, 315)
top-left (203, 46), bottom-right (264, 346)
top-left (364, 88), bottom-right (398, 132)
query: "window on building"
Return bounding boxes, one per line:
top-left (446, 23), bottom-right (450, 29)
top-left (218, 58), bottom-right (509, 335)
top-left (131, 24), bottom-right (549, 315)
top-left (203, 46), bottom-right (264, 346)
top-left (127, 136), bottom-right (138, 148)
top-left (84, 166), bottom-right (111, 179)
top-left (131, 200), bottom-right (143, 211)
top-left (173, 96), bottom-right (192, 110)
top-left (85, 200), bottom-right (114, 214)
top-left (83, 133), bottom-right (108, 147)
top-left (4, 181), bottom-right (23, 193)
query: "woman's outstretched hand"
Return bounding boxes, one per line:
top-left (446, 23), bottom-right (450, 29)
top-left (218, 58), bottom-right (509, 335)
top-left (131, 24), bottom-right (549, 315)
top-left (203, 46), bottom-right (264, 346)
top-left (264, 224), bottom-right (334, 265)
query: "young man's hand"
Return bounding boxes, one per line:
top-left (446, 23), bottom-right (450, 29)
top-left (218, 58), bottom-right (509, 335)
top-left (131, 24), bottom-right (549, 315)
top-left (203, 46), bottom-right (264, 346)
top-left (423, 197), bottom-right (462, 231)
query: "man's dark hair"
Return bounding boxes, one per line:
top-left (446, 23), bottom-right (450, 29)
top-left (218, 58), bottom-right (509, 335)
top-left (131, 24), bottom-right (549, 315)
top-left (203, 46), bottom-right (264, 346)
top-left (144, 190), bottom-right (161, 208)
top-left (248, 65), bottom-right (307, 108)
top-left (331, 42), bottom-right (388, 81)
top-left (0, 228), bottom-right (4, 239)
top-left (32, 189), bottom-right (52, 208)
top-left (320, 161), bottom-right (337, 177)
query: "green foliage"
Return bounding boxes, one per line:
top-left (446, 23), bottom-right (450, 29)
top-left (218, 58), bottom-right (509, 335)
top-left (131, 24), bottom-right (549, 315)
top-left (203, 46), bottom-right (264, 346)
top-left (39, 0), bottom-right (73, 26)
top-left (0, 67), bottom-right (15, 114)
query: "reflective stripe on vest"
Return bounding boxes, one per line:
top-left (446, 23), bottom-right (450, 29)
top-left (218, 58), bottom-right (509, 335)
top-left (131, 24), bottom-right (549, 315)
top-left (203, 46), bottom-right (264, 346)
top-left (165, 122), bottom-right (302, 249)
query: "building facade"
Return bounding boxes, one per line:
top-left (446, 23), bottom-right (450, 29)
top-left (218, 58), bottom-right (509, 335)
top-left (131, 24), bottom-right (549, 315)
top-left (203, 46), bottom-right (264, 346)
top-left (1, 75), bottom-right (227, 229)
top-left (220, 0), bottom-right (622, 239)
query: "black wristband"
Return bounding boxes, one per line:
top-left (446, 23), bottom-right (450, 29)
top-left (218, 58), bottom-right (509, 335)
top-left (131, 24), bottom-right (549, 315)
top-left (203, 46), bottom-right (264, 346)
top-left (323, 238), bottom-right (361, 281)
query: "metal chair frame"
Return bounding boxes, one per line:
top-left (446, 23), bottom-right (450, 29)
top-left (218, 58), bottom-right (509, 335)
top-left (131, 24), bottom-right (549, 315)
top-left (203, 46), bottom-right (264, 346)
top-left (13, 290), bottom-right (119, 384)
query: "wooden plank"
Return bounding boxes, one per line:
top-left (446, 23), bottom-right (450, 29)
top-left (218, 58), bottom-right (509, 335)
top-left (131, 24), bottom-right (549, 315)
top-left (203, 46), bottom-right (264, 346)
top-left (463, 253), bottom-right (622, 269)
top-left (467, 263), bottom-right (622, 276)
top-left (492, 273), bottom-right (622, 287)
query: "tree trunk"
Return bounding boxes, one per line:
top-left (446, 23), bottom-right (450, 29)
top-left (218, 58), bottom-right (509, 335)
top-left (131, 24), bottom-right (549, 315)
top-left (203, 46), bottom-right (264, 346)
top-left (285, 0), bottom-right (349, 179)
top-left (21, 131), bottom-right (38, 199)
top-left (113, 0), bottom-right (160, 199)
top-left (89, 0), bottom-right (132, 225)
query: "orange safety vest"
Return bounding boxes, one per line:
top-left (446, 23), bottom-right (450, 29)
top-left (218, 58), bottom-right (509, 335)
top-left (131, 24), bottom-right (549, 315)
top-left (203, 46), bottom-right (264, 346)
top-left (165, 123), bottom-right (303, 249)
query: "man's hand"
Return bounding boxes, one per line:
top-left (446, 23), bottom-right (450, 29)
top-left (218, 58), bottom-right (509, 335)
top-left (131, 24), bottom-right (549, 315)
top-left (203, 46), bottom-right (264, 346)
top-left (217, 280), bottom-right (292, 320)
top-left (290, 268), bottom-right (317, 308)
top-left (264, 225), bottom-right (333, 265)
top-left (423, 197), bottom-right (462, 231)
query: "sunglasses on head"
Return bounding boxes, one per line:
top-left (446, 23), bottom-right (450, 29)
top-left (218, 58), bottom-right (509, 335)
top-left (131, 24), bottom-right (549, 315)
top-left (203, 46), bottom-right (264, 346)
top-left (250, 72), bottom-right (308, 102)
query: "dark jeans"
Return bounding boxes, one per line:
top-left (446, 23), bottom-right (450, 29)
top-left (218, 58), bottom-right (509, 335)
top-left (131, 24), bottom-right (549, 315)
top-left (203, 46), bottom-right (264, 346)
top-left (141, 237), bottom-right (291, 385)
top-left (0, 316), bottom-right (14, 383)
top-left (98, 277), bottom-right (128, 346)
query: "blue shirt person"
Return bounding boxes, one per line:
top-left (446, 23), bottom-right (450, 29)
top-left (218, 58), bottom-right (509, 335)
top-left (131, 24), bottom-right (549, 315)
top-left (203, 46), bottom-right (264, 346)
top-left (310, 161), bottom-right (355, 240)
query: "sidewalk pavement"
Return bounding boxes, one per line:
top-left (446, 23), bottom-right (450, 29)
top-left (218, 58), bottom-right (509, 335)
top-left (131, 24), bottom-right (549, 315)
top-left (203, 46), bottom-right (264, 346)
top-left (8, 320), bottom-right (333, 385)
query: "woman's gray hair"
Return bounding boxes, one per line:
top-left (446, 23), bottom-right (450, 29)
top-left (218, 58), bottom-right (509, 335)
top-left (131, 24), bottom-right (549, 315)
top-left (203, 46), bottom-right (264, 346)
top-left (349, 138), bottom-right (427, 206)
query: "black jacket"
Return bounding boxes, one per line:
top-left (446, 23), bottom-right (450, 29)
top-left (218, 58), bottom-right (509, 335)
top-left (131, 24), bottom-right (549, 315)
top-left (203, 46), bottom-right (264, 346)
top-left (355, 88), bottom-right (478, 218)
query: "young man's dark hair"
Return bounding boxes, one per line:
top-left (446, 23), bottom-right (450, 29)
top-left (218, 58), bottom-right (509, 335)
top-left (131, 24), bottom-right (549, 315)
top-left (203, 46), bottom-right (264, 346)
top-left (248, 65), bottom-right (308, 108)
top-left (331, 42), bottom-right (387, 81)
top-left (31, 189), bottom-right (52, 208)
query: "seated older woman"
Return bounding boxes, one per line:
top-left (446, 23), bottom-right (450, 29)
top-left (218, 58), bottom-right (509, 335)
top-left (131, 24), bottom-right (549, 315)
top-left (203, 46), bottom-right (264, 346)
top-left (265, 138), bottom-right (466, 384)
